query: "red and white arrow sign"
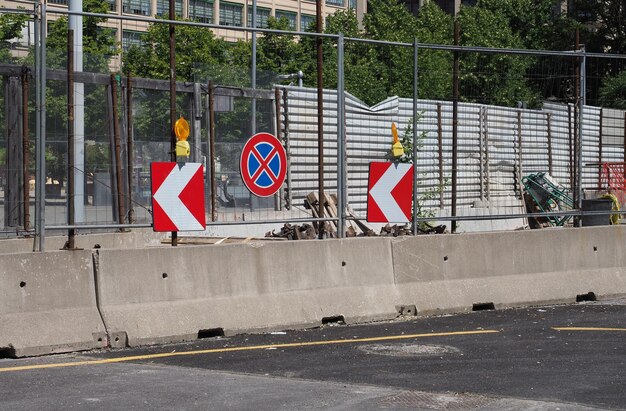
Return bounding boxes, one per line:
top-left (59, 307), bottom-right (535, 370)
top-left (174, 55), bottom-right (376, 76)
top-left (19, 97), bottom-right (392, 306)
top-left (367, 162), bottom-right (414, 223)
top-left (151, 162), bottom-right (206, 232)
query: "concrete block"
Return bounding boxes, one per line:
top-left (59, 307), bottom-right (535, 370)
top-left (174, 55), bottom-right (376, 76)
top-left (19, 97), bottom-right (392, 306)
top-left (391, 226), bottom-right (626, 313)
top-left (95, 238), bottom-right (399, 346)
top-left (0, 250), bottom-right (107, 357)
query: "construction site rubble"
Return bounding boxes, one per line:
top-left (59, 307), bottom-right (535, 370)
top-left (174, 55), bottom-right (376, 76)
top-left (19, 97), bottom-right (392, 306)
top-left (265, 192), bottom-right (447, 240)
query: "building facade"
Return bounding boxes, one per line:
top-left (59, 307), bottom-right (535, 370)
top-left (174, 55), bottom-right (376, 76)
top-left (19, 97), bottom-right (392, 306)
top-left (4, 0), bottom-right (366, 58)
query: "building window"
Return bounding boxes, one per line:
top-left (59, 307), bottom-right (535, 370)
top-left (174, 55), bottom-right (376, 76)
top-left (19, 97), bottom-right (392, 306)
top-left (156, 0), bottom-right (183, 16)
top-left (247, 6), bottom-right (270, 28)
top-left (122, 30), bottom-right (143, 51)
top-left (106, 0), bottom-right (117, 12)
top-left (275, 10), bottom-right (296, 30)
top-left (348, 0), bottom-right (356, 9)
top-left (300, 14), bottom-right (315, 31)
top-left (219, 2), bottom-right (243, 27)
top-left (48, 0), bottom-right (67, 5)
top-left (326, 0), bottom-right (344, 6)
top-left (123, 0), bottom-right (151, 16)
top-left (189, 0), bottom-right (214, 23)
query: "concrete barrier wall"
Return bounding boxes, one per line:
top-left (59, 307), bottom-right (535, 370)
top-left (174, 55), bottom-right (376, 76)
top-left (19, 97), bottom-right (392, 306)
top-left (0, 250), bottom-right (107, 357)
top-left (3, 226), bottom-right (626, 356)
top-left (95, 238), bottom-right (398, 347)
top-left (392, 226), bottom-right (626, 313)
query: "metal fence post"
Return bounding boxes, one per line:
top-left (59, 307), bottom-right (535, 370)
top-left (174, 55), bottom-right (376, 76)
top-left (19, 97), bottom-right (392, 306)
top-left (451, 20), bottom-right (460, 233)
top-left (34, 1), bottom-right (47, 251)
top-left (169, 0), bottom-right (177, 246)
top-left (67, 29), bottom-right (76, 248)
top-left (22, 67), bottom-right (30, 231)
top-left (412, 38), bottom-right (418, 235)
top-left (126, 76), bottom-right (134, 223)
top-left (316, 0), bottom-right (325, 239)
top-left (576, 45), bottom-right (586, 226)
top-left (251, 0), bottom-right (257, 136)
top-left (336, 33), bottom-right (345, 238)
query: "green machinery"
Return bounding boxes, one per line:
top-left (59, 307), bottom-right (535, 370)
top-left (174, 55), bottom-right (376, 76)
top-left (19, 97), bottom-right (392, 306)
top-left (522, 172), bottom-right (574, 226)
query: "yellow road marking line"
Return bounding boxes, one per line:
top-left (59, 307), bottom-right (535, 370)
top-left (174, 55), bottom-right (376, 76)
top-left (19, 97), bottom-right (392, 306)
top-left (0, 329), bottom-right (499, 373)
top-left (553, 327), bottom-right (626, 332)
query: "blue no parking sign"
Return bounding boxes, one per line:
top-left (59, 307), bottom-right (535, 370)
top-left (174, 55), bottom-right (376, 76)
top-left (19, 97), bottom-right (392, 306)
top-left (239, 133), bottom-right (287, 197)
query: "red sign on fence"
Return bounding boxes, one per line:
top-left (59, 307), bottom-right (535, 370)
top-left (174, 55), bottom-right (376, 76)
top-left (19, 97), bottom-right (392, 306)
top-left (151, 162), bottom-right (206, 232)
top-left (367, 162), bottom-right (413, 223)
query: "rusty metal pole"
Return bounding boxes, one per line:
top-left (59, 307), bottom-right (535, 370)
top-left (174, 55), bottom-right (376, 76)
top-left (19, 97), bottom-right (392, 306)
top-left (275, 88), bottom-right (281, 141)
top-left (169, 0), bottom-right (177, 245)
top-left (437, 103), bottom-right (443, 209)
top-left (208, 81), bottom-right (217, 222)
top-left (412, 39), bottom-right (418, 235)
top-left (274, 87), bottom-right (282, 209)
top-left (110, 74), bottom-right (126, 226)
top-left (283, 88), bottom-right (292, 208)
top-left (573, 28), bottom-right (580, 226)
top-left (598, 108), bottom-right (603, 189)
top-left (451, 20), bottom-right (460, 233)
top-left (126, 76), bottom-right (134, 223)
top-left (21, 67), bottom-right (30, 231)
top-left (517, 110), bottom-right (523, 196)
top-left (316, 0), bottom-right (325, 238)
top-left (547, 113), bottom-right (553, 175)
top-left (67, 29), bottom-right (76, 249)
top-left (568, 105), bottom-right (573, 188)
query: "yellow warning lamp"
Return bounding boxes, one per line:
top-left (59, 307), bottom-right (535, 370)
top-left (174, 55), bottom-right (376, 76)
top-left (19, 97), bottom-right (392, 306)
top-left (174, 116), bottom-right (190, 157)
top-left (391, 122), bottom-right (404, 158)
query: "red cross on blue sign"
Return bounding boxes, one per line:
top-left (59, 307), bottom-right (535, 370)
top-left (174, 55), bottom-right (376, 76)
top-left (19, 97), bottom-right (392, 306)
top-left (240, 133), bottom-right (287, 197)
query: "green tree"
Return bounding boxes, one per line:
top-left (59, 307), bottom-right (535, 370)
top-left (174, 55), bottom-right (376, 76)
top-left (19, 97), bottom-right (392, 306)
top-left (29, 0), bottom-right (117, 185)
top-left (414, 2), bottom-right (454, 100)
top-left (458, 5), bottom-right (539, 106)
top-left (44, 0), bottom-right (116, 72)
top-left (599, 71), bottom-right (626, 109)
top-left (476, 0), bottom-right (577, 50)
top-left (570, 0), bottom-right (625, 54)
top-left (567, 0), bottom-right (625, 105)
top-left (363, 0), bottom-right (419, 100)
top-left (0, 10), bottom-right (28, 63)
top-left (123, 18), bottom-right (229, 81)
top-left (123, 19), bottom-right (245, 144)
top-left (256, 17), bottom-right (302, 80)
top-left (315, 9), bottom-right (389, 105)
top-left (0, 10), bottom-right (27, 148)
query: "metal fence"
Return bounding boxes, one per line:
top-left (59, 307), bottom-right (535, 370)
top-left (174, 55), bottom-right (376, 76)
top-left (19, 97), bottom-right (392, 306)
top-left (2, 5), bottom-right (626, 249)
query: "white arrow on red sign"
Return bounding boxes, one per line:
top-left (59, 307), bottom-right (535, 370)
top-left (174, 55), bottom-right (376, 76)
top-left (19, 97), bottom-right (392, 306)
top-left (151, 162), bottom-right (206, 232)
top-left (367, 162), bottom-right (414, 223)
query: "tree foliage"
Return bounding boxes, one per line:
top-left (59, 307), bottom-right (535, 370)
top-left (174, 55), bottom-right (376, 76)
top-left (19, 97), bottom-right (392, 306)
top-left (0, 10), bottom-right (28, 62)
top-left (599, 71), bottom-right (626, 109)
top-left (458, 5), bottom-right (539, 106)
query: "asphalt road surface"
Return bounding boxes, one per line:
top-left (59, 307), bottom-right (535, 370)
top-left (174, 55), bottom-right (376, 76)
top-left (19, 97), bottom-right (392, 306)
top-left (1, 298), bottom-right (625, 410)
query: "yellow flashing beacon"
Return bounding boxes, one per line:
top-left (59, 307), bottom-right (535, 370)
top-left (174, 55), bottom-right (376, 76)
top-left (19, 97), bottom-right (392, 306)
top-left (391, 122), bottom-right (404, 158)
top-left (174, 116), bottom-right (190, 157)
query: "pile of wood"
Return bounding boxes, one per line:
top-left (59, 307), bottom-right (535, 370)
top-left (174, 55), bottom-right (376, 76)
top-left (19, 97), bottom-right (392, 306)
top-left (379, 224), bottom-right (413, 236)
top-left (265, 192), bottom-right (447, 240)
top-left (265, 223), bottom-right (317, 240)
top-left (305, 192), bottom-right (341, 238)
